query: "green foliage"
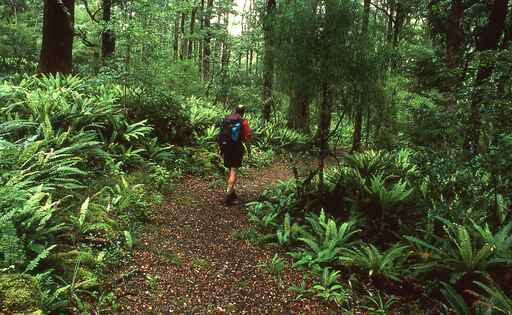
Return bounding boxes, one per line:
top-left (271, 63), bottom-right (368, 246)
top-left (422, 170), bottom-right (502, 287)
top-left (124, 89), bottom-right (191, 144)
top-left (365, 173), bottom-right (413, 210)
top-left (440, 282), bottom-right (472, 315)
top-left (476, 282), bottom-right (512, 315)
top-left (276, 213), bottom-right (302, 245)
top-left (247, 201), bottom-right (281, 230)
top-left (344, 150), bottom-right (387, 178)
top-left (406, 220), bottom-right (512, 282)
top-left (312, 267), bottom-right (350, 306)
top-left (294, 210), bottom-right (360, 268)
top-left (0, 74), bottom-right (174, 312)
top-left (342, 244), bottom-right (410, 282)
top-left (362, 291), bottom-right (398, 315)
top-left (258, 254), bottom-right (286, 278)
top-left (123, 231), bottom-right (134, 250)
top-left (249, 114), bottom-right (312, 151)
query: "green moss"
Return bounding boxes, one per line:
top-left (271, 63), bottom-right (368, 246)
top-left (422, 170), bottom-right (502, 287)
top-left (0, 273), bottom-right (42, 314)
top-left (50, 249), bottom-right (96, 270)
top-left (47, 250), bottom-right (99, 288)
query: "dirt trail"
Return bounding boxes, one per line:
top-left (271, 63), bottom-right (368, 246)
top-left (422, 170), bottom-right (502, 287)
top-left (115, 159), bottom-right (337, 314)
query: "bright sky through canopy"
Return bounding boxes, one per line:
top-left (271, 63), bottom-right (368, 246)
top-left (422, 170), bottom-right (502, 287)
top-left (228, 0), bottom-right (247, 36)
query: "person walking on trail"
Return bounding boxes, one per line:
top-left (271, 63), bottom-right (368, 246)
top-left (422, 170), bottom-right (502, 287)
top-left (218, 104), bottom-right (253, 206)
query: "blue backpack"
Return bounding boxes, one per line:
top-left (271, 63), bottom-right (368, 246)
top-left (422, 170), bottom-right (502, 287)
top-left (218, 114), bottom-right (243, 151)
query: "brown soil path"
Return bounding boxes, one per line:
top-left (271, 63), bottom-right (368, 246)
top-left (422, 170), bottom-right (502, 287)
top-left (115, 159), bottom-right (338, 314)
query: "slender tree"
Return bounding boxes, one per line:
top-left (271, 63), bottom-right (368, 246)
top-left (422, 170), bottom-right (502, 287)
top-left (174, 11), bottom-right (180, 60)
top-left (352, 0), bottom-right (371, 152)
top-left (187, 6), bottom-right (198, 59)
top-left (261, 0), bottom-right (276, 121)
top-left (180, 11), bottom-right (187, 60)
top-left (202, 0), bottom-right (213, 80)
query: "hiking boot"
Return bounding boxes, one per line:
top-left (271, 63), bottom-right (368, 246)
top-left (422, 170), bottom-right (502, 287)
top-left (224, 190), bottom-right (241, 206)
top-left (224, 191), bottom-right (236, 206)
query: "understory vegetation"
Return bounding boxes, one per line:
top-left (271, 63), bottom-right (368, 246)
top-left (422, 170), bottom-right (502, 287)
top-left (0, 74), bottom-right (305, 313)
top-left (246, 148), bottom-right (512, 314)
top-left (1, 0), bottom-right (512, 314)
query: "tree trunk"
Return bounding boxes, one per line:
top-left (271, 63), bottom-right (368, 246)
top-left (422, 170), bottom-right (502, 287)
top-left (220, 12), bottom-right (230, 70)
top-left (245, 50), bottom-right (250, 74)
top-left (352, 0), bottom-right (370, 152)
top-left (387, 0), bottom-right (394, 43)
top-left (198, 0), bottom-right (205, 74)
top-left (443, 0), bottom-right (464, 94)
top-left (202, 0), bottom-right (213, 80)
top-left (38, 0), bottom-right (75, 74)
top-left (352, 103), bottom-right (363, 152)
top-left (101, 0), bottom-right (115, 60)
top-left (497, 13), bottom-right (512, 98)
top-left (187, 7), bottom-right (197, 59)
top-left (173, 12), bottom-right (180, 60)
top-left (365, 107), bottom-right (371, 144)
top-left (248, 49), bottom-right (253, 74)
top-left (318, 81), bottom-right (333, 198)
top-left (261, 0), bottom-right (276, 121)
top-left (445, 0), bottom-right (464, 69)
top-left (287, 89), bottom-right (310, 133)
top-left (180, 12), bottom-right (187, 60)
top-left (466, 0), bottom-right (509, 156)
top-left (392, 3), bottom-right (401, 48)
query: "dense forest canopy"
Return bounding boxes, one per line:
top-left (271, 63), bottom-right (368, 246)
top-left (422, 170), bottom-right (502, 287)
top-left (0, 0), bottom-right (511, 314)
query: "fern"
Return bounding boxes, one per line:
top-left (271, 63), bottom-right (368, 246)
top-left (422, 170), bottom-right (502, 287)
top-left (365, 173), bottom-right (413, 210)
top-left (123, 120), bottom-right (153, 142)
top-left (476, 281), bottom-right (512, 314)
top-left (342, 243), bottom-right (410, 281)
top-left (124, 231), bottom-right (134, 250)
top-left (345, 150), bottom-right (386, 177)
top-left (406, 220), bottom-right (508, 279)
top-left (297, 210), bottom-right (360, 267)
top-left (24, 244), bottom-right (57, 273)
top-left (78, 197), bottom-right (90, 230)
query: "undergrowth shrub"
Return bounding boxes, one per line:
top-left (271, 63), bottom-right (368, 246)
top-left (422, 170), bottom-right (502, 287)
top-left (124, 88), bottom-right (192, 144)
top-left (246, 147), bottom-right (512, 314)
top-left (0, 74), bottom-right (179, 313)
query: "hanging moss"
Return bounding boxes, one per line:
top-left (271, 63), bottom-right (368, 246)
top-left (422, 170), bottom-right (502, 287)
top-left (0, 273), bottom-right (43, 315)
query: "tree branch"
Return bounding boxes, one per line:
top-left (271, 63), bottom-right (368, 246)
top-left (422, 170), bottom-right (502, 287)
top-left (75, 28), bottom-right (98, 47)
top-left (370, 2), bottom-right (396, 24)
top-left (82, 0), bottom-right (101, 23)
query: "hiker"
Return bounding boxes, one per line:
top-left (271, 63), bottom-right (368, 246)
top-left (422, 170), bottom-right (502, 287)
top-left (218, 104), bottom-right (253, 205)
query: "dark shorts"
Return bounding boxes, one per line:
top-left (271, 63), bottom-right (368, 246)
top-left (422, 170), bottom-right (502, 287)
top-left (222, 144), bottom-right (244, 168)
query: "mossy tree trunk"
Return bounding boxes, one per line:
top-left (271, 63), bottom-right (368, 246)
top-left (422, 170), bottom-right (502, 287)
top-left (466, 0), bottom-right (509, 156)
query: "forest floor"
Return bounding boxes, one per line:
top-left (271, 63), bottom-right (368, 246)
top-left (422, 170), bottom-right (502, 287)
top-left (114, 158), bottom-right (339, 314)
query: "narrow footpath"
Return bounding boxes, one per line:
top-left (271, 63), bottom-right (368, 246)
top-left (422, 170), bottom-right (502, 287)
top-left (115, 159), bottom-right (338, 314)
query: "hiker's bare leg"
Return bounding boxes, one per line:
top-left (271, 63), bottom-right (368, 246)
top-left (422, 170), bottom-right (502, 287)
top-left (226, 167), bottom-right (238, 194)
